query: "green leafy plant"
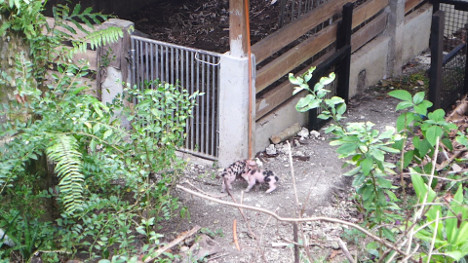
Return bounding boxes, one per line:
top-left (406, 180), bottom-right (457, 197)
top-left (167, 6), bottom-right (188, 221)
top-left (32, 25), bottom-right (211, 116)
top-left (410, 173), bottom-right (468, 261)
top-left (0, 0), bottom-right (201, 261)
top-left (290, 66), bottom-right (467, 261)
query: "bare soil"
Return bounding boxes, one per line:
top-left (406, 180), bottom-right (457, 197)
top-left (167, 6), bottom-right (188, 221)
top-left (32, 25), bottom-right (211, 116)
top-left (158, 88), bottom-right (404, 262)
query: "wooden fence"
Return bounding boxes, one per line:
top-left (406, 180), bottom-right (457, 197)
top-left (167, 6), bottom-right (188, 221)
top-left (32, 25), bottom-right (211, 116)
top-left (254, 0), bottom-right (427, 121)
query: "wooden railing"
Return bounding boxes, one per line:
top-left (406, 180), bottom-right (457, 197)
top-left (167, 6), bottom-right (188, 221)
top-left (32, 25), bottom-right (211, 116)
top-left (254, 0), bottom-right (390, 120)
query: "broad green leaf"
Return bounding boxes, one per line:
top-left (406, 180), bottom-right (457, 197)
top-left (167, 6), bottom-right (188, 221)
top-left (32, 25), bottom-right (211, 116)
top-left (396, 101), bottom-right (413, 111)
top-left (425, 126), bottom-right (443, 146)
top-left (389, 90), bottom-right (412, 101)
top-left (337, 143), bottom-right (358, 155)
top-left (428, 109), bottom-right (446, 121)
top-left (103, 129), bottom-right (112, 140)
top-left (360, 158), bottom-right (373, 175)
top-left (413, 91), bottom-right (425, 104)
top-left (445, 251), bottom-right (464, 261)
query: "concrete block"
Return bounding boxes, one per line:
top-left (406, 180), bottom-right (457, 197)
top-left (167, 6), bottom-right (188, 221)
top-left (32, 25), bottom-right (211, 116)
top-left (349, 36), bottom-right (390, 98)
top-left (401, 4), bottom-right (432, 65)
top-left (101, 67), bottom-right (123, 105)
top-left (218, 54), bottom-right (255, 166)
top-left (254, 95), bottom-right (308, 153)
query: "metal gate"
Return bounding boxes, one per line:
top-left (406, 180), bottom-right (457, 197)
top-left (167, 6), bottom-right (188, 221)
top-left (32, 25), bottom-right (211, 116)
top-left (130, 35), bottom-right (221, 160)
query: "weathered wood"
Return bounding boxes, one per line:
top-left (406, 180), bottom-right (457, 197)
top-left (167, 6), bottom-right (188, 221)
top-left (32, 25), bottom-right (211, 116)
top-left (351, 12), bottom-right (387, 53)
top-left (352, 0), bottom-right (389, 29)
top-left (256, 24), bottom-right (337, 93)
top-left (251, 0), bottom-right (350, 64)
top-left (229, 0), bottom-right (248, 57)
top-left (405, 0), bottom-right (425, 14)
top-left (255, 50), bottom-right (335, 120)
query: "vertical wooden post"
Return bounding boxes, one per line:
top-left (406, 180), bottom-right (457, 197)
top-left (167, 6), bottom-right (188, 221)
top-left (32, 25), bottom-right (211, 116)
top-left (429, 11), bottom-right (444, 110)
top-left (229, 0), bottom-right (249, 57)
top-left (337, 2), bottom-right (353, 104)
top-left (464, 23), bottom-right (468, 95)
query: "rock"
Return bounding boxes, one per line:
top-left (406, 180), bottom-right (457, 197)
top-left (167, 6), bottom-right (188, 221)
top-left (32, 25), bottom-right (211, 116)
top-left (181, 234), bottom-right (222, 262)
top-left (297, 127), bottom-right (309, 139)
top-left (310, 130), bottom-right (320, 139)
top-left (266, 144), bottom-right (277, 155)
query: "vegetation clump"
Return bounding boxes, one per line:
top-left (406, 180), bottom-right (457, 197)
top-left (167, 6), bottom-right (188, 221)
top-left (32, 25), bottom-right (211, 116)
top-left (0, 0), bottom-right (199, 261)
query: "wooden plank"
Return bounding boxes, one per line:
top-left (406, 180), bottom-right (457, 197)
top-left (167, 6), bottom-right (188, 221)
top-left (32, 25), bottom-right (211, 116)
top-left (351, 12), bottom-right (387, 53)
top-left (251, 0), bottom-right (350, 64)
top-left (255, 50), bottom-right (335, 120)
top-left (352, 0), bottom-right (389, 29)
top-left (405, 0), bottom-right (425, 14)
top-left (256, 24), bottom-right (337, 93)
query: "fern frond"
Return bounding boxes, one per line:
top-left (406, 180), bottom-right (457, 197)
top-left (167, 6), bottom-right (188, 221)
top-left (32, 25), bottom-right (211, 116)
top-left (69, 26), bottom-right (123, 57)
top-left (46, 134), bottom-right (84, 215)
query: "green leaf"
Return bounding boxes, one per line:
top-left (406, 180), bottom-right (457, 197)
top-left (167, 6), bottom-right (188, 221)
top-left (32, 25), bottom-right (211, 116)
top-left (428, 109), bottom-right (446, 121)
top-left (396, 101), bottom-right (413, 111)
top-left (103, 129), bottom-right (112, 140)
top-left (412, 91), bottom-right (425, 104)
top-left (360, 158), bottom-right (373, 175)
top-left (337, 143), bottom-right (358, 155)
top-left (425, 126), bottom-right (443, 146)
top-left (389, 90), bottom-right (412, 101)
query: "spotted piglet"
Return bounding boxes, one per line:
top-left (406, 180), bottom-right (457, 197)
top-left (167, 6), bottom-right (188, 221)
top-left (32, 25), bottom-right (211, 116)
top-left (220, 159), bottom-right (258, 193)
top-left (241, 168), bottom-right (279, 194)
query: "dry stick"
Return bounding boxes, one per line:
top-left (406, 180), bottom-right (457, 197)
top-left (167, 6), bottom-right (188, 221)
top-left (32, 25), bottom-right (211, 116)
top-left (258, 208), bottom-right (279, 263)
top-left (223, 177), bottom-right (257, 239)
top-left (436, 150), bottom-right (465, 172)
top-left (338, 238), bottom-right (355, 263)
top-left (182, 180), bottom-right (227, 199)
top-left (143, 225), bottom-right (201, 263)
top-left (176, 184), bottom-right (409, 257)
top-left (427, 210), bottom-right (440, 263)
top-left (233, 219), bottom-right (241, 251)
top-left (286, 141), bottom-right (312, 262)
top-left (407, 137), bottom-right (440, 256)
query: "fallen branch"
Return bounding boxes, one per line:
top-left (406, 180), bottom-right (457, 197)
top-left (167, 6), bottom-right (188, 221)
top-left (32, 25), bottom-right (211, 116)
top-left (338, 238), bottom-right (355, 263)
top-left (233, 219), bottom-right (241, 251)
top-left (224, 178), bottom-right (257, 239)
top-left (144, 225), bottom-right (201, 263)
top-left (176, 184), bottom-right (409, 257)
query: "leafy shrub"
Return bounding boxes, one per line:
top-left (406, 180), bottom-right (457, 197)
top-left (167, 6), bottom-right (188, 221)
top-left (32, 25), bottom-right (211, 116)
top-left (0, 0), bottom-right (200, 261)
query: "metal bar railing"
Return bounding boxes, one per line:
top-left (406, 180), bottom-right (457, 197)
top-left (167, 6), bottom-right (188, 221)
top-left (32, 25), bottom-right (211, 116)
top-left (130, 35), bottom-right (221, 160)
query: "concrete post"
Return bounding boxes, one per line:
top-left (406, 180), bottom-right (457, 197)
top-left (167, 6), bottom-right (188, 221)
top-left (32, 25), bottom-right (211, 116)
top-left (386, 0), bottom-right (406, 77)
top-left (218, 54), bottom-right (255, 167)
top-left (98, 19), bottom-right (134, 105)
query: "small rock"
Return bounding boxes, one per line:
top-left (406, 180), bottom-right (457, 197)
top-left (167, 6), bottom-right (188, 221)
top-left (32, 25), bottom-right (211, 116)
top-left (180, 246), bottom-right (189, 252)
top-left (266, 144), bottom-right (277, 155)
top-left (310, 130), bottom-right (320, 138)
top-left (297, 127), bottom-right (309, 139)
top-left (295, 151), bottom-right (305, 157)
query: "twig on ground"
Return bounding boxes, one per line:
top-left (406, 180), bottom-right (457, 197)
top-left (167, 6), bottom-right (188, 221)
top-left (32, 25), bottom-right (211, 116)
top-left (144, 225), bottom-right (201, 263)
top-left (258, 207), bottom-right (278, 262)
top-left (176, 184), bottom-right (409, 257)
top-left (223, 178), bottom-right (257, 239)
top-left (286, 141), bottom-right (312, 261)
top-left (233, 219), bottom-right (241, 251)
top-left (182, 180), bottom-right (227, 198)
top-left (338, 238), bottom-right (355, 263)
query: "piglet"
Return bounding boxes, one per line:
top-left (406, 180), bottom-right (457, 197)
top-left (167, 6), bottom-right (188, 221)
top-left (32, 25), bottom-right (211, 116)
top-left (241, 169), bottom-right (279, 193)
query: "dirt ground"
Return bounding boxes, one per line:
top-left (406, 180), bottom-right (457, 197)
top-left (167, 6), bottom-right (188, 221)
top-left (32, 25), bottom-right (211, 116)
top-left (163, 90), bottom-right (402, 263)
top-left (154, 54), bottom-right (434, 262)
